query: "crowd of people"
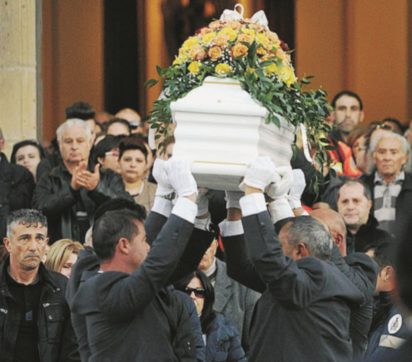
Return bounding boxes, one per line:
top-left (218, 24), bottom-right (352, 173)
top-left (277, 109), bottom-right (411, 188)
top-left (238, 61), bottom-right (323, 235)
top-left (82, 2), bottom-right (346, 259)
top-left (0, 92), bottom-right (411, 361)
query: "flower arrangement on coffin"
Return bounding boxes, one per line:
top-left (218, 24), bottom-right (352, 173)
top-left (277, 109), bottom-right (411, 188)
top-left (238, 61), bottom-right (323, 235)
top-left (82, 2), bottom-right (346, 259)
top-left (148, 4), bottom-right (332, 175)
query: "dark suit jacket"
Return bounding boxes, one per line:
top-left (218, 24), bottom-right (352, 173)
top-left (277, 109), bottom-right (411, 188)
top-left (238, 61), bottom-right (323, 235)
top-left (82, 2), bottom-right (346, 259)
top-left (224, 211), bottom-right (364, 362)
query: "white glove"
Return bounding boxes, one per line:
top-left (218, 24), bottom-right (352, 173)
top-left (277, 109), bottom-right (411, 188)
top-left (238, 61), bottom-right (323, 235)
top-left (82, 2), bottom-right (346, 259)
top-left (196, 187), bottom-right (209, 216)
top-left (167, 158), bottom-right (198, 197)
top-left (239, 156), bottom-right (276, 192)
top-left (266, 166), bottom-right (293, 200)
top-left (153, 158), bottom-right (173, 197)
top-left (225, 191), bottom-right (243, 209)
top-left (288, 169), bottom-right (306, 209)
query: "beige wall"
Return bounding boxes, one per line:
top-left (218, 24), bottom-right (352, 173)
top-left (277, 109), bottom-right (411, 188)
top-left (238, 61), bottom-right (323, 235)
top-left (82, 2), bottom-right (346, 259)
top-left (42, 0), bottom-right (104, 142)
top-left (296, 0), bottom-right (409, 124)
top-left (0, 0), bottom-right (38, 157)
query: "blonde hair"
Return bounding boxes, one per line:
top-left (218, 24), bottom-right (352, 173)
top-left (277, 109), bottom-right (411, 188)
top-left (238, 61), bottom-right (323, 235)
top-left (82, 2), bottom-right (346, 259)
top-left (44, 239), bottom-right (84, 274)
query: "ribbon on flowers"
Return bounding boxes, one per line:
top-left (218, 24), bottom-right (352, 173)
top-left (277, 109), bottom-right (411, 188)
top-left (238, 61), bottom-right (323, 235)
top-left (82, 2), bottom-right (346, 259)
top-left (220, 4), bottom-right (269, 29)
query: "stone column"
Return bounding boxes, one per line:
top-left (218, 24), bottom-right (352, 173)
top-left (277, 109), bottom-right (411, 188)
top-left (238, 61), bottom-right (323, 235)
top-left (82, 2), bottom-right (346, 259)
top-left (0, 0), bottom-right (40, 158)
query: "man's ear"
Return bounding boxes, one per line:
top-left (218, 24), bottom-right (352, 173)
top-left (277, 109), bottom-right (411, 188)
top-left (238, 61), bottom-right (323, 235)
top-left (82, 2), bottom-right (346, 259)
top-left (296, 242), bottom-right (310, 258)
top-left (117, 238), bottom-right (130, 255)
top-left (3, 237), bottom-right (11, 253)
top-left (360, 110), bottom-right (365, 123)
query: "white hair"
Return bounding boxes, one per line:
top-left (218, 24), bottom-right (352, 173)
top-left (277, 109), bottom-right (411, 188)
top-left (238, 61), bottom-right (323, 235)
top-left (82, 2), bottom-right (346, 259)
top-left (56, 118), bottom-right (93, 143)
top-left (372, 131), bottom-right (410, 156)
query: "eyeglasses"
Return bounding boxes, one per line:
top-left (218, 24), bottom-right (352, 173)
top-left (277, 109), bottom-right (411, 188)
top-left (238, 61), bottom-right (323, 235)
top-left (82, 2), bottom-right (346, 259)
top-left (184, 287), bottom-right (206, 298)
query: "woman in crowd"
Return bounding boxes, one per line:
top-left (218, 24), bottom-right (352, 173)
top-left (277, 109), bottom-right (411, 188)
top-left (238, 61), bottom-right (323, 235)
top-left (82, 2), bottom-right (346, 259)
top-left (118, 137), bottom-right (157, 212)
top-left (10, 139), bottom-right (50, 181)
top-left (44, 238), bottom-right (83, 278)
top-left (175, 270), bottom-right (246, 362)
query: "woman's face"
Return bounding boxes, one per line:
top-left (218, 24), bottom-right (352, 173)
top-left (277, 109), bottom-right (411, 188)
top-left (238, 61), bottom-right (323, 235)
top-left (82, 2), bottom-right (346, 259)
top-left (15, 145), bottom-right (41, 178)
top-left (60, 252), bottom-right (78, 279)
top-left (119, 149), bottom-right (147, 183)
top-left (186, 276), bottom-right (205, 316)
top-left (352, 135), bottom-right (367, 171)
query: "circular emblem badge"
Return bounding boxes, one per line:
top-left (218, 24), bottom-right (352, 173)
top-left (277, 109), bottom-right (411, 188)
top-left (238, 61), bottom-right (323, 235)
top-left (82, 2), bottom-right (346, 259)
top-left (388, 313), bottom-right (402, 334)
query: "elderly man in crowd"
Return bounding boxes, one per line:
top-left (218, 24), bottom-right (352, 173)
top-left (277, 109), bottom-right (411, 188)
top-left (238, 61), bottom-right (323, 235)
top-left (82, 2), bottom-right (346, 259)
top-left (33, 118), bottom-right (131, 243)
top-left (361, 132), bottom-right (412, 238)
top-left (336, 179), bottom-right (392, 253)
top-left (0, 209), bottom-right (79, 361)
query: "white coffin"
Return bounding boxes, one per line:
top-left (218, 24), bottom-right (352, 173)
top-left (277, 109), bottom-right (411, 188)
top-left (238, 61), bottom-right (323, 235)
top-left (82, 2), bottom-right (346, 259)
top-left (171, 77), bottom-right (295, 190)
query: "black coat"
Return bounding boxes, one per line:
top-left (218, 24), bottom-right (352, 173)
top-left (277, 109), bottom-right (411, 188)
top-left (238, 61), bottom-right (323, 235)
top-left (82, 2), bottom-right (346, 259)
top-left (0, 153), bottom-right (34, 241)
top-left (67, 211), bottom-right (214, 362)
top-left (223, 211), bottom-right (364, 362)
top-left (205, 313), bottom-right (246, 362)
top-left (361, 171), bottom-right (412, 240)
top-left (32, 164), bottom-right (131, 243)
top-left (0, 258), bottom-right (79, 362)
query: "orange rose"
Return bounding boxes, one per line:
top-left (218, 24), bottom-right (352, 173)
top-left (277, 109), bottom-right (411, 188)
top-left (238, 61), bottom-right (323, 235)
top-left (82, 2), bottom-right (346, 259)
top-left (208, 46), bottom-right (223, 61)
top-left (189, 46), bottom-right (206, 61)
top-left (213, 34), bottom-right (229, 47)
top-left (238, 33), bottom-right (254, 45)
top-left (256, 46), bottom-right (267, 56)
top-left (231, 43), bottom-right (248, 58)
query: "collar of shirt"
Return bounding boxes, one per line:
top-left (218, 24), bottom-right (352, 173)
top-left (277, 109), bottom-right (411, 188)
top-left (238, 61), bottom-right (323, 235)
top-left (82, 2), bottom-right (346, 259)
top-left (374, 171), bottom-right (405, 185)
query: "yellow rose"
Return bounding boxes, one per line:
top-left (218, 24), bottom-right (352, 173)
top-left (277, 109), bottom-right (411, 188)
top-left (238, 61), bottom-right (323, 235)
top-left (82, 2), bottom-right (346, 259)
top-left (213, 34), bottom-right (229, 47)
top-left (256, 33), bottom-right (270, 49)
top-left (238, 33), bottom-right (254, 45)
top-left (279, 66), bottom-right (296, 86)
top-left (241, 28), bottom-right (256, 37)
top-left (201, 31), bottom-right (217, 45)
top-left (208, 46), bottom-right (223, 61)
top-left (189, 46), bottom-right (206, 61)
top-left (231, 43), bottom-right (248, 58)
top-left (267, 31), bottom-right (280, 45)
top-left (188, 61), bottom-right (201, 75)
top-left (256, 46), bottom-right (268, 56)
top-left (181, 36), bottom-right (199, 51)
top-left (215, 63), bottom-right (232, 75)
top-left (218, 27), bottom-right (237, 42)
top-left (276, 48), bottom-right (287, 61)
top-left (264, 63), bottom-right (279, 76)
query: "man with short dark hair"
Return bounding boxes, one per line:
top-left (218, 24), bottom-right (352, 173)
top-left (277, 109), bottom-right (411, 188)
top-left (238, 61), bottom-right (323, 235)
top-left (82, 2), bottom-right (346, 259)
top-left (69, 158), bottom-right (206, 361)
top-left (0, 209), bottom-right (79, 362)
top-left (331, 90), bottom-right (364, 144)
top-left (337, 179), bottom-right (392, 253)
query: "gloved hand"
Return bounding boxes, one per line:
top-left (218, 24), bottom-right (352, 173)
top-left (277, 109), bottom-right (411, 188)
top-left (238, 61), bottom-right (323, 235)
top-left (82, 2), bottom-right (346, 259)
top-left (225, 191), bottom-right (243, 209)
top-left (153, 158), bottom-right (174, 197)
top-left (167, 158), bottom-right (198, 197)
top-left (239, 156), bottom-right (276, 192)
top-left (266, 166), bottom-right (293, 200)
top-left (266, 166), bottom-right (294, 224)
top-left (196, 187), bottom-right (209, 216)
top-left (288, 169), bottom-right (306, 209)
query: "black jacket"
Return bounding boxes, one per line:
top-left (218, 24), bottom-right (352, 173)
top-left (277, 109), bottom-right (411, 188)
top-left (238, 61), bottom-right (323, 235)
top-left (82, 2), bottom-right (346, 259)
top-left (346, 215), bottom-right (393, 253)
top-left (361, 171), bottom-right (412, 239)
top-left (0, 258), bottom-right (79, 362)
top-left (68, 211), bottom-right (214, 362)
top-left (0, 153), bottom-right (34, 241)
top-left (223, 211), bottom-right (364, 362)
top-left (32, 163), bottom-right (131, 243)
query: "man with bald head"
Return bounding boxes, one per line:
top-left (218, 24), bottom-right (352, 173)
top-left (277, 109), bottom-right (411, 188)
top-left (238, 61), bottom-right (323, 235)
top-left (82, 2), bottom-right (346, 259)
top-left (115, 108), bottom-right (146, 136)
top-left (310, 207), bottom-right (378, 360)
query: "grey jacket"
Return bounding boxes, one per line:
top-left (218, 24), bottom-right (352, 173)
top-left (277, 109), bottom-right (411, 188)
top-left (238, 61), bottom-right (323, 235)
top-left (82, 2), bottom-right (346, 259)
top-left (213, 258), bottom-right (259, 352)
